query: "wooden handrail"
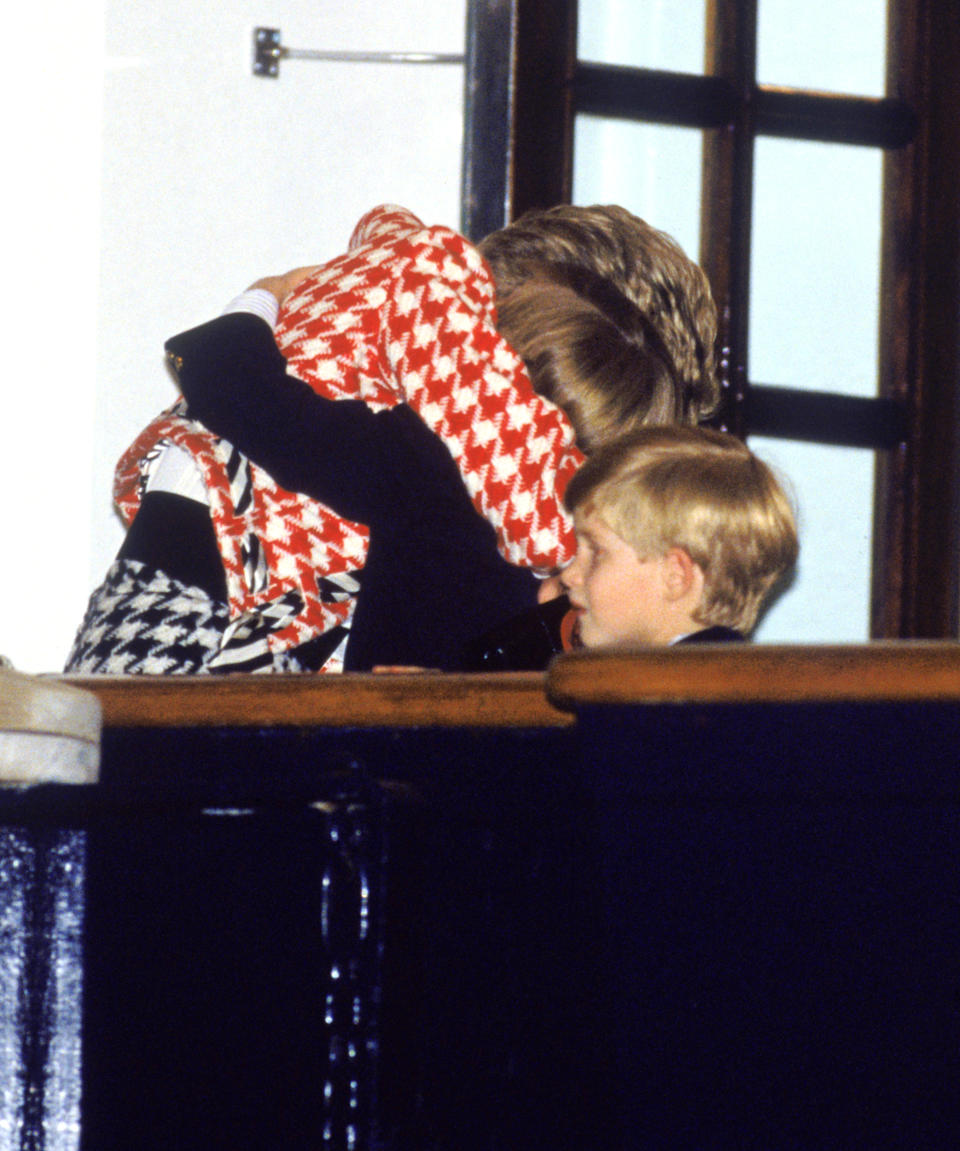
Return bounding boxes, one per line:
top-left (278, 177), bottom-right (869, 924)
top-left (547, 641), bottom-right (960, 706)
top-left (65, 672), bottom-right (572, 729)
top-left (62, 643), bottom-right (960, 732)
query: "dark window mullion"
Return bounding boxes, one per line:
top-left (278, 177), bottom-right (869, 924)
top-left (873, 0), bottom-right (960, 638)
top-left (511, 0), bottom-right (578, 214)
top-left (575, 67), bottom-right (915, 151)
top-left (701, 0), bottom-right (758, 438)
top-left (746, 386), bottom-right (907, 450)
top-left (460, 0), bottom-right (577, 239)
top-left (754, 87), bottom-right (916, 147)
top-left (461, 0), bottom-right (516, 240)
top-left (574, 63), bottom-right (735, 126)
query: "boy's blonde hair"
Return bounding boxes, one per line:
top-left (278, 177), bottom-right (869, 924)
top-left (479, 204), bottom-right (720, 435)
top-left (564, 427), bottom-right (798, 634)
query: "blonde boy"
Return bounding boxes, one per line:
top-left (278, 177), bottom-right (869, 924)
top-left (560, 426), bottom-right (798, 647)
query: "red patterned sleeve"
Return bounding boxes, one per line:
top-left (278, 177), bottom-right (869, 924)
top-left (348, 204), bottom-right (425, 250)
top-left (377, 228), bottom-right (582, 570)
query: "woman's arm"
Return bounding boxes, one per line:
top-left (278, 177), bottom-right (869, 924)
top-left (166, 312), bottom-right (391, 526)
top-left (272, 208), bottom-right (581, 570)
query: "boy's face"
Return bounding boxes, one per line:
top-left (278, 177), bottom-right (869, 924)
top-left (561, 510), bottom-right (679, 648)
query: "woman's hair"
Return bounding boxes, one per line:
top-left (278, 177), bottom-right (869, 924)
top-left (493, 272), bottom-right (685, 453)
top-left (479, 204), bottom-right (720, 430)
top-left (564, 427), bottom-right (799, 634)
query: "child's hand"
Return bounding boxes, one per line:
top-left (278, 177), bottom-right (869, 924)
top-left (249, 266), bottom-right (321, 305)
top-left (537, 572), bottom-right (566, 603)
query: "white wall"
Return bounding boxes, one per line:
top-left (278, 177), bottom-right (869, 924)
top-left (1, 0), bottom-right (465, 672)
top-left (4, 0), bottom-right (896, 671)
top-left (2, 0), bottom-right (104, 673)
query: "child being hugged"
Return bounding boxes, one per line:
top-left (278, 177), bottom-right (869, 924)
top-left (66, 204), bottom-right (719, 675)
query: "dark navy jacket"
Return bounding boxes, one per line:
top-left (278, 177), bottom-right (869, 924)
top-left (166, 313), bottom-right (539, 671)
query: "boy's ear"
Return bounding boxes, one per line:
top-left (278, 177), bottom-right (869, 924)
top-left (662, 547), bottom-right (702, 601)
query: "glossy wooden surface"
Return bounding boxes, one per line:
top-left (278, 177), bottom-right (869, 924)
top-left (66, 671), bottom-right (572, 729)
top-left (548, 641), bottom-right (960, 705)
top-left (64, 642), bottom-right (960, 730)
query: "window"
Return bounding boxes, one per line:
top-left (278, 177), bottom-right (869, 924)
top-left (461, 0), bottom-right (960, 639)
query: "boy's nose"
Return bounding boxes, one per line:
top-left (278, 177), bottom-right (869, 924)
top-left (560, 558), bottom-right (581, 590)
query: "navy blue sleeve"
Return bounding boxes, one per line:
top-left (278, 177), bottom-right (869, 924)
top-left (165, 312), bottom-right (394, 525)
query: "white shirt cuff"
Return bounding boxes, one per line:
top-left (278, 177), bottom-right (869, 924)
top-left (145, 444), bottom-right (210, 506)
top-left (221, 289), bottom-right (279, 328)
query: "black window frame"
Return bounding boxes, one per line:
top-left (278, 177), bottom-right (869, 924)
top-left (460, 0), bottom-right (960, 638)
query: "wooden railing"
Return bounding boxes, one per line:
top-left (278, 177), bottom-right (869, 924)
top-left (28, 642), bottom-right (960, 1150)
top-left (68, 639), bottom-right (960, 730)
top-left (548, 639), bottom-right (960, 704)
top-left (70, 669), bottom-right (571, 728)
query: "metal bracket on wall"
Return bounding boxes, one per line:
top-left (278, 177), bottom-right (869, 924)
top-left (253, 27), bottom-right (464, 78)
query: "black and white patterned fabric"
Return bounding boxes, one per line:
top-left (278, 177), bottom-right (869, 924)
top-left (65, 560), bottom-right (351, 675)
top-left (64, 560), bottom-right (232, 675)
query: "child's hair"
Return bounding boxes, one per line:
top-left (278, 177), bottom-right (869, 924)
top-left (478, 204), bottom-right (720, 439)
top-left (563, 426), bottom-right (799, 634)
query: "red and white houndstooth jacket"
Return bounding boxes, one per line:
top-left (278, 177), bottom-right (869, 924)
top-left (115, 205), bottom-right (582, 669)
